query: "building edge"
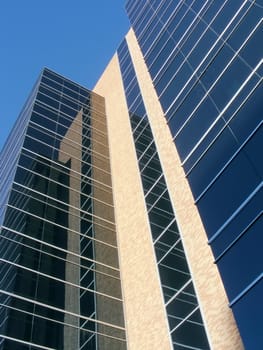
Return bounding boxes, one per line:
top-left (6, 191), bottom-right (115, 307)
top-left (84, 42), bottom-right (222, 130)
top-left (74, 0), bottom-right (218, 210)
top-left (124, 28), bottom-right (244, 350)
top-left (94, 54), bottom-right (172, 350)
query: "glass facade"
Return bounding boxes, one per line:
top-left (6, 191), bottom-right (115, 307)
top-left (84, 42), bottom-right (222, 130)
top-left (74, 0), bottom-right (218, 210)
top-left (0, 68), bottom-right (126, 350)
top-left (118, 39), bottom-right (210, 350)
top-left (126, 0), bottom-right (263, 348)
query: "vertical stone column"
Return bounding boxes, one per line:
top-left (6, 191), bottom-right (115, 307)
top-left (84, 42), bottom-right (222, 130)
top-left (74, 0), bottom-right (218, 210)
top-left (125, 28), bottom-right (243, 350)
top-left (94, 55), bottom-right (172, 350)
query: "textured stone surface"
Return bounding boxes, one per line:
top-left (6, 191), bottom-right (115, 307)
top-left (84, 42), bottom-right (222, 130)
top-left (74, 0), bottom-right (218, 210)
top-left (125, 29), bottom-right (244, 350)
top-left (94, 54), bottom-right (172, 350)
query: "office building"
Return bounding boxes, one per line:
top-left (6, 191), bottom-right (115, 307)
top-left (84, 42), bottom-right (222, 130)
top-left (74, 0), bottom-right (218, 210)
top-left (0, 1), bottom-right (262, 349)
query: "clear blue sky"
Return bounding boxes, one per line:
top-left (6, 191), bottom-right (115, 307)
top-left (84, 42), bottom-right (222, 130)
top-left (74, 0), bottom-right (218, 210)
top-left (0, 0), bottom-right (129, 151)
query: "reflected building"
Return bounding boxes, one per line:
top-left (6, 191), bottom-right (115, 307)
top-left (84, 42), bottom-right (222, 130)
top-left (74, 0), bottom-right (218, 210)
top-left (0, 1), bottom-right (262, 349)
top-left (0, 69), bottom-right (126, 349)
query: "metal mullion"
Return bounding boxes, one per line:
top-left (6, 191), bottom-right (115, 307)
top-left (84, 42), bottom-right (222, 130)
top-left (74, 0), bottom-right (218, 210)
top-left (36, 91), bottom-right (100, 121)
top-left (148, 201), bottom-right (174, 222)
top-left (127, 93), bottom-right (145, 117)
top-left (125, 78), bottom-right (139, 99)
top-left (138, 139), bottom-right (155, 162)
top-left (159, 262), bottom-right (190, 278)
top-left (0, 93), bottom-right (34, 168)
top-left (172, 340), bottom-right (204, 350)
top-left (146, 187), bottom-right (168, 212)
top-left (39, 84), bottom-right (83, 109)
top-left (133, 5), bottom-right (154, 40)
top-left (157, 0), bottom-right (223, 96)
top-left (128, 0), bottom-right (148, 27)
top-left (117, 45), bottom-right (130, 66)
top-left (1, 233), bottom-right (120, 284)
top-left (1, 225), bottom-right (119, 276)
top-left (145, 173), bottom-right (165, 198)
top-left (0, 334), bottom-right (56, 350)
top-left (80, 334), bottom-right (96, 349)
top-left (148, 219), bottom-right (168, 234)
top-left (13, 174), bottom-right (109, 219)
top-left (27, 121), bottom-right (110, 161)
top-left (149, 0), bottom-right (211, 78)
top-left (133, 122), bottom-right (152, 144)
top-left (34, 101), bottom-right (108, 137)
top-left (195, 120), bottom-right (262, 204)
top-left (41, 71), bottom-right (91, 101)
top-left (185, 78), bottom-right (262, 175)
top-left (146, 188), bottom-right (171, 207)
top-left (0, 126), bottom-right (27, 176)
top-left (157, 237), bottom-right (181, 265)
top-left (81, 311), bottom-right (96, 328)
top-left (166, 279), bottom-right (193, 307)
top-left (119, 58), bottom-right (132, 79)
top-left (3, 205), bottom-right (115, 248)
top-left (165, 0), bottom-right (250, 117)
top-left (81, 198), bottom-right (92, 213)
top-left (130, 112), bottom-right (147, 133)
top-left (35, 98), bottom-right (107, 128)
top-left (138, 0), bottom-right (171, 44)
top-left (140, 171), bottom-right (162, 188)
top-left (183, 58), bottom-right (263, 165)
top-left (170, 305), bottom-right (200, 335)
top-left (170, 312), bottom-right (205, 328)
top-left (80, 278), bottom-right (94, 295)
top-left (156, 241), bottom-right (184, 258)
top-left (6, 202), bottom-right (116, 247)
top-left (162, 283), bottom-right (179, 295)
top-left (148, 205), bottom-right (174, 223)
top-left (144, 0), bottom-right (185, 58)
top-left (122, 71), bottom-right (137, 92)
top-left (215, 212), bottom-right (261, 264)
top-left (173, 21), bottom-right (262, 143)
top-left (125, 0), bottom-right (137, 13)
top-left (1, 233), bottom-right (86, 276)
top-left (0, 241), bottom-right (21, 265)
top-left (39, 81), bottom-right (88, 107)
top-left (126, 90), bottom-right (143, 112)
top-left (0, 258), bottom-right (122, 303)
top-left (13, 179), bottom-right (115, 225)
top-left (80, 263), bottom-right (95, 282)
top-left (80, 279), bottom-right (94, 298)
top-left (2, 203), bottom-right (27, 231)
top-left (1, 234), bottom-right (112, 282)
top-left (30, 116), bottom-right (108, 151)
top-left (81, 224), bottom-right (93, 239)
top-left (0, 289), bottom-right (126, 332)
top-left (23, 134), bottom-right (111, 176)
top-left (21, 148), bottom-right (112, 191)
top-left (81, 238), bottom-right (93, 255)
top-left (0, 315), bottom-right (8, 329)
top-left (2, 272), bottom-right (17, 293)
top-left (0, 303), bottom-right (126, 345)
top-left (209, 183), bottom-right (262, 245)
top-left (139, 150), bottom-right (162, 174)
top-left (0, 259), bottom-right (19, 291)
top-left (152, 0), bottom-right (226, 86)
top-left (80, 333), bottom-right (96, 350)
top-left (136, 0), bottom-right (171, 41)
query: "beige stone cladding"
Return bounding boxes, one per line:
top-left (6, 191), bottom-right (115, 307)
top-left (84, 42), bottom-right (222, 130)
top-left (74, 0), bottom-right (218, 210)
top-left (94, 54), bottom-right (172, 349)
top-left (125, 28), bottom-right (244, 350)
top-left (91, 92), bottom-right (126, 349)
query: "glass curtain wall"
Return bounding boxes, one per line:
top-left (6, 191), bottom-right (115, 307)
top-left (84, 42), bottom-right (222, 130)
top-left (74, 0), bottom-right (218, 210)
top-left (126, 1), bottom-right (263, 347)
top-left (0, 68), bottom-right (126, 350)
top-left (118, 40), bottom-right (210, 350)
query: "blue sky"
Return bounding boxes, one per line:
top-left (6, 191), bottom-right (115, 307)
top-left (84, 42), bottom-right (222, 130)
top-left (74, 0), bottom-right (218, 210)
top-left (0, 0), bottom-right (129, 151)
